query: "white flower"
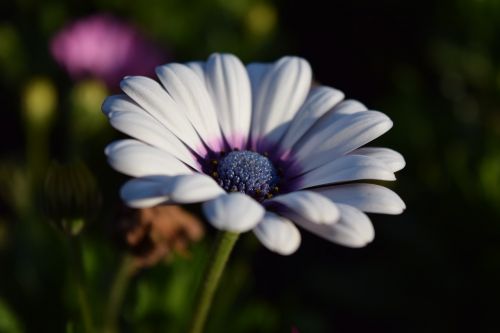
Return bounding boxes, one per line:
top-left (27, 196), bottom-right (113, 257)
top-left (103, 53), bottom-right (405, 255)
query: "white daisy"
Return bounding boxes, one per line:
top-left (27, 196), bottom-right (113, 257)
top-left (103, 53), bottom-right (405, 255)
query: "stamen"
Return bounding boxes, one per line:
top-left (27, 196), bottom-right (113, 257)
top-left (210, 150), bottom-right (280, 200)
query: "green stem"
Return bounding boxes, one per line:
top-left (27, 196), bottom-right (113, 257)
top-left (26, 122), bottom-right (49, 191)
top-left (103, 255), bottom-right (137, 333)
top-left (67, 234), bottom-right (94, 333)
top-left (188, 231), bottom-right (240, 333)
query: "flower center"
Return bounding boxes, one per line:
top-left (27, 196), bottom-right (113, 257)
top-left (212, 150), bottom-right (280, 199)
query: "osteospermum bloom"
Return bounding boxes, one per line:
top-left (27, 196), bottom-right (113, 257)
top-left (51, 14), bottom-right (166, 87)
top-left (103, 53), bottom-right (405, 255)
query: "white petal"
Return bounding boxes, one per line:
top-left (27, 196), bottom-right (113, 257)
top-left (279, 86), bottom-right (344, 155)
top-left (105, 139), bottom-right (192, 177)
top-left (186, 61), bottom-right (205, 81)
top-left (204, 53), bottom-right (252, 149)
top-left (246, 63), bottom-right (271, 94)
top-left (329, 99), bottom-right (368, 116)
top-left (350, 147), bottom-right (406, 172)
top-left (120, 76), bottom-right (206, 156)
top-left (292, 110), bottom-right (393, 173)
top-left (268, 191), bottom-right (339, 225)
top-left (314, 183), bottom-right (406, 215)
top-left (203, 193), bottom-right (265, 232)
top-left (253, 212), bottom-right (301, 255)
top-left (247, 57), bottom-right (312, 150)
top-left (294, 203), bottom-right (374, 248)
top-left (120, 173), bottom-right (223, 208)
top-left (156, 63), bottom-right (223, 152)
top-left (166, 174), bottom-right (225, 203)
top-left (102, 94), bottom-right (128, 116)
top-left (246, 62), bottom-right (271, 147)
top-left (296, 155), bottom-right (395, 189)
top-left (120, 176), bottom-right (171, 208)
top-left (103, 95), bottom-right (199, 169)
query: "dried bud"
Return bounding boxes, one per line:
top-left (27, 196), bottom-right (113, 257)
top-left (116, 205), bottom-right (204, 268)
top-left (43, 160), bottom-right (101, 235)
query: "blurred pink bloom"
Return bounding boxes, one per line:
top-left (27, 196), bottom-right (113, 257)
top-left (291, 326), bottom-right (299, 333)
top-left (50, 14), bottom-right (167, 88)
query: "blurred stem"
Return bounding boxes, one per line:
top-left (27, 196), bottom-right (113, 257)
top-left (188, 231), bottom-right (240, 333)
top-left (26, 123), bottom-right (49, 192)
top-left (67, 233), bottom-right (94, 333)
top-left (103, 255), bottom-right (137, 333)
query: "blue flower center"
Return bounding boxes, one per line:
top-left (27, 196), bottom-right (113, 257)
top-left (213, 150), bottom-right (280, 199)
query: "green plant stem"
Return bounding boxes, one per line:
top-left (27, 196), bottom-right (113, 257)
top-left (188, 231), bottom-right (240, 333)
top-left (103, 255), bottom-right (137, 333)
top-left (67, 234), bottom-right (94, 333)
top-left (26, 123), bottom-right (49, 191)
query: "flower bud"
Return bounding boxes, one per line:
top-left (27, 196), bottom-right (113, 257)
top-left (245, 3), bottom-right (277, 38)
top-left (22, 77), bottom-right (57, 128)
top-left (43, 160), bottom-right (101, 236)
top-left (70, 78), bottom-right (108, 135)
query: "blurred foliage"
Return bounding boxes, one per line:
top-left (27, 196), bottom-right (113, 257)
top-left (1, 0), bottom-right (500, 332)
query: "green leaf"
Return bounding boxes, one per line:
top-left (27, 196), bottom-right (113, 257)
top-left (0, 299), bottom-right (24, 333)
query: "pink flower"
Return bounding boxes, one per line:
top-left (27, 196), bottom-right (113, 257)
top-left (50, 14), bottom-right (167, 88)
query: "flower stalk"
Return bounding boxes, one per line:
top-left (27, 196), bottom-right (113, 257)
top-left (103, 255), bottom-right (137, 333)
top-left (67, 234), bottom-right (94, 333)
top-left (188, 231), bottom-right (239, 333)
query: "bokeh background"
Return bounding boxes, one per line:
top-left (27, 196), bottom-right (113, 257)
top-left (1, 0), bottom-right (500, 332)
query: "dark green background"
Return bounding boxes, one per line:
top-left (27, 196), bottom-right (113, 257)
top-left (1, 0), bottom-right (499, 332)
